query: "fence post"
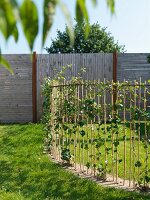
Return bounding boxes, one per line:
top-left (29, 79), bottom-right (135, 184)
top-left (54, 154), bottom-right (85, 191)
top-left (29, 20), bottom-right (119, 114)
top-left (113, 51), bottom-right (117, 109)
top-left (32, 51), bottom-right (37, 123)
top-left (113, 51), bottom-right (117, 83)
top-left (113, 51), bottom-right (118, 183)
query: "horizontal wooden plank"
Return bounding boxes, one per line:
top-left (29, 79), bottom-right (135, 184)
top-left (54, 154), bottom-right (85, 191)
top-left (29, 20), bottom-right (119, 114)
top-left (0, 54), bottom-right (33, 123)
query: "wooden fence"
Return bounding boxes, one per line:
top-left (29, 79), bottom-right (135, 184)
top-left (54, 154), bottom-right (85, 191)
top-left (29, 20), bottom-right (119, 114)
top-left (47, 80), bottom-right (150, 189)
top-left (0, 52), bottom-right (150, 123)
top-left (37, 53), bottom-right (113, 120)
top-left (0, 55), bottom-right (32, 123)
top-left (117, 53), bottom-right (150, 81)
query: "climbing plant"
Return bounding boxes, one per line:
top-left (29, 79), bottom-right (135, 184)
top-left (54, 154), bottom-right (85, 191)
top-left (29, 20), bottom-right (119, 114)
top-left (42, 71), bottom-right (150, 189)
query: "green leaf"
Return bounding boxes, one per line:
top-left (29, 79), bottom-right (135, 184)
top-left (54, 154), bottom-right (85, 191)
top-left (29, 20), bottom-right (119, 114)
top-left (54, 123), bottom-right (59, 130)
top-left (76, 0), bottom-right (84, 25)
top-left (135, 161), bottom-right (142, 168)
top-left (58, 2), bottom-right (74, 46)
top-left (107, 0), bottom-right (115, 14)
top-left (20, 0), bottom-right (38, 50)
top-left (0, 0), bottom-right (18, 40)
top-left (76, 0), bottom-right (89, 24)
top-left (113, 140), bottom-right (119, 147)
top-left (0, 12), bottom-right (7, 38)
top-left (144, 175), bottom-right (150, 183)
top-left (93, 163), bottom-right (96, 168)
top-left (78, 120), bottom-right (86, 127)
top-left (9, 0), bottom-right (18, 8)
top-left (62, 124), bottom-right (68, 131)
top-left (42, 0), bottom-right (57, 46)
top-left (80, 130), bottom-right (86, 137)
top-left (61, 148), bottom-right (71, 161)
top-left (91, 0), bottom-right (97, 6)
top-left (76, 0), bottom-right (90, 37)
top-left (12, 25), bottom-right (19, 42)
top-left (0, 55), bottom-right (13, 74)
top-left (86, 162), bottom-right (90, 169)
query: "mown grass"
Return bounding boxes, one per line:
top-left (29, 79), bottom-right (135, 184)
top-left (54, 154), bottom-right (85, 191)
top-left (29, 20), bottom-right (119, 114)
top-left (0, 124), bottom-right (150, 200)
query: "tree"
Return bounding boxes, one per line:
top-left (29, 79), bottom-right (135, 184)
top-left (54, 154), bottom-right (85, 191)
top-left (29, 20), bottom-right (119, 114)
top-left (0, 0), bottom-right (116, 70)
top-left (46, 22), bottom-right (125, 53)
top-left (0, 0), bottom-right (116, 51)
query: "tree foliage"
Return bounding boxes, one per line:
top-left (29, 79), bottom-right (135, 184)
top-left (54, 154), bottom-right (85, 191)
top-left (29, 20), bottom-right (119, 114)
top-left (46, 22), bottom-right (125, 53)
top-left (0, 0), bottom-right (116, 70)
top-left (0, 0), bottom-right (116, 51)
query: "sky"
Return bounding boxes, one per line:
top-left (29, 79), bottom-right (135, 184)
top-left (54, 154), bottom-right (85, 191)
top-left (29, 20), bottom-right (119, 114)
top-left (1, 0), bottom-right (150, 54)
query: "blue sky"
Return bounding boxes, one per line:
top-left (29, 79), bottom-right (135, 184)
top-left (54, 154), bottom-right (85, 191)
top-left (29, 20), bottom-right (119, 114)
top-left (1, 0), bottom-right (150, 54)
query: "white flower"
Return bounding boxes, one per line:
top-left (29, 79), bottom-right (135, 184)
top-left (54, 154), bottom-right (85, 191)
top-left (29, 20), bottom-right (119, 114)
top-left (105, 160), bottom-right (108, 164)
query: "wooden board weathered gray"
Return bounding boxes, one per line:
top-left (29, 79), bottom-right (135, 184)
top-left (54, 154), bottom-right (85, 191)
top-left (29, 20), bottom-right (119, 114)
top-left (117, 53), bottom-right (150, 82)
top-left (36, 53), bottom-right (113, 120)
top-left (0, 55), bottom-right (32, 123)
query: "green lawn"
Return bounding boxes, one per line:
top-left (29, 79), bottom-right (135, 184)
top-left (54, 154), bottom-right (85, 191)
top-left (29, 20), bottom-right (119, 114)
top-left (0, 124), bottom-right (150, 200)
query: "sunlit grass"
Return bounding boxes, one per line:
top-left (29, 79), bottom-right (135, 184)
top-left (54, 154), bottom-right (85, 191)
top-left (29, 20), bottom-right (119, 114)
top-left (0, 124), bottom-right (150, 200)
